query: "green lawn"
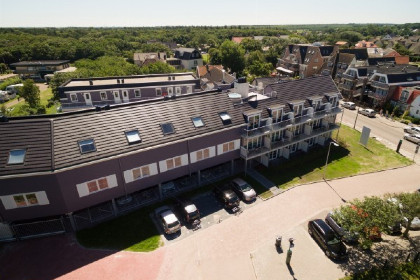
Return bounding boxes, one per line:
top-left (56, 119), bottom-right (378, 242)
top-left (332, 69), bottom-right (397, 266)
top-left (6, 86), bottom-right (59, 116)
top-left (257, 125), bottom-right (412, 190)
top-left (340, 262), bottom-right (419, 280)
top-left (76, 207), bottom-right (161, 252)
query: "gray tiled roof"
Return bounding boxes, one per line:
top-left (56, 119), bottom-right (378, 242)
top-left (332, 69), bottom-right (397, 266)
top-left (0, 120), bottom-right (52, 176)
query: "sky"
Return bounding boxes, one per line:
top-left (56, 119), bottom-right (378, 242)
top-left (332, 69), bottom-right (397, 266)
top-left (0, 0), bottom-right (419, 27)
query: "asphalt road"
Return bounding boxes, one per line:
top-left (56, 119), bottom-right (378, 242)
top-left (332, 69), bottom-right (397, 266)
top-left (338, 105), bottom-right (420, 162)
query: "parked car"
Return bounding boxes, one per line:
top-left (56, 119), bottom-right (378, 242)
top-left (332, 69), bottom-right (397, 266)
top-left (325, 212), bottom-right (358, 244)
top-left (359, 108), bottom-right (376, 117)
top-left (154, 206), bottom-right (181, 235)
top-left (230, 178), bottom-right (256, 202)
top-left (342, 102), bottom-right (356, 110)
top-left (173, 197), bottom-right (200, 225)
top-left (213, 184), bottom-right (240, 210)
top-left (403, 133), bottom-right (420, 144)
top-left (308, 219), bottom-right (348, 260)
top-left (403, 216), bottom-right (420, 230)
top-left (403, 126), bottom-right (420, 135)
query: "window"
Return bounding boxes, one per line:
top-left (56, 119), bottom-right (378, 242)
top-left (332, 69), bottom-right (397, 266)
top-left (130, 165), bottom-right (152, 181)
top-left (8, 149), bottom-right (26, 164)
top-left (196, 148), bottom-right (210, 162)
top-left (87, 181), bottom-right (98, 193)
top-left (156, 88), bottom-right (162, 96)
top-left (194, 60), bottom-right (198, 66)
top-left (125, 130), bottom-right (141, 144)
top-left (175, 87), bottom-right (181, 95)
top-left (87, 178), bottom-right (109, 194)
top-left (219, 112), bottom-right (232, 124)
top-left (247, 114), bottom-right (260, 130)
top-left (161, 123), bottom-right (175, 135)
top-left (114, 91), bottom-right (119, 98)
top-left (100, 92), bottom-right (107, 100)
top-left (314, 58), bottom-right (319, 63)
top-left (223, 141), bottom-right (235, 153)
top-left (312, 66), bottom-right (318, 70)
top-left (13, 193), bottom-right (39, 207)
top-left (400, 90), bottom-right (410, 102)
top-left (123, 90), bottom-right (128, 98)
top-left (247, 137), bottom-right (262, 150)
top-left (192, 117), bottom-right (205, 128)
top-left (134, 89), bottom-right (141, 97)
top-left (78, 139), bottom-right (96, 154)
top-left (166, 156), bottom-right (182, 170)
top-left (271, 109), bottom-right (283, 123)
top-left (312, 100), bottom-right (322, 111)
top-left (327, 62), bottom-right (333, 67)
top-left (379, 76), bottom-right (386, 83)
top-left (293, 104), bottom-right (303, 116)
top-left (70, 93), bottom-right (78, 102)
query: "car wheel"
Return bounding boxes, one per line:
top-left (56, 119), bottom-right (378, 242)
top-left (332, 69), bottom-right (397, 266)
top-left (325, 250), bottom-right (331, 258)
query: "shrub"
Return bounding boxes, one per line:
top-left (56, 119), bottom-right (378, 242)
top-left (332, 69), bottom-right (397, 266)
top-left (36, 105), bottom-right (46, 115)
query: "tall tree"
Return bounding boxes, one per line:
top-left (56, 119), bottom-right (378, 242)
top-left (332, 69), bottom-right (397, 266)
top-left (219, 40), bottom-right (245, 75)
top-left (393, 192), bottom-right (420, 238)
top-left (20, 79), bottom-right (40, 108)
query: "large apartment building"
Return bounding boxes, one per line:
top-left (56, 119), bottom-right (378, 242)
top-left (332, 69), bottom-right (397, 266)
top-left (0, 75), bottom-right (341, 236)
top-left (58, 73), bottom-right (201, 111)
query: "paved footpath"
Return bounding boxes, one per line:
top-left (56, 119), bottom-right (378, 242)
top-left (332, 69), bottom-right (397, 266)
top-left (1, 164), bottom-right (419, 280)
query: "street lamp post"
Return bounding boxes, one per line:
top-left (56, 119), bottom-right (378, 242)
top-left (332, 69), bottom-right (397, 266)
top-left (323, 141), bottom-right (339, 180)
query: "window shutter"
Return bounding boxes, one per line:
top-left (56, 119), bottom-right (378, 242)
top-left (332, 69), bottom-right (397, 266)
top-left (149, 163), bottom-right (158, 176)
top-left (159, 160), bottom-right (167, 173)
top-left (190, 151), bottom-right (197, 163)
top-left (124, 169), bottom-right (134, 183)
top-left (35, 191), bottom-right (50, 205)
top-left (0, 196), bottom-right (17, 210)
top-left (209, 146), bottom-right (216, 158)
top-left (234, 139), bottom-right (240, 150)
top-left (217, 144), bottom-right (223, 155)
top-left (76, 183), bottom-right (89, 197)
top-left (107, 175), bottom-right (118, 188)
top-left (181, 154), bottom-right (189, 166)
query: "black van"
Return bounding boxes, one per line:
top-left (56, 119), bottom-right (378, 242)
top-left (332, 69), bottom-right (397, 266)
top-left (308, 219), bottom-right (348, 260)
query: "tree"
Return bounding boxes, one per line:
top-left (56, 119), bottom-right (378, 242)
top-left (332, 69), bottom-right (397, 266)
top-left (209, 48), bottom-right (222, 65)
top-left (240, 38), bottom-right (262, 53)
top-left (219, 40), bottom-right (245, 75)
top-left (246, 51), bottom-right (272, 77)
top-left (20, 79), bottom-right (40, 108)
top-left (393, 192), bottom-right (420, 238)
top-left (140, 61), bottom-right (176, 74)
top-left (333, 196), bottom-right (400, 249)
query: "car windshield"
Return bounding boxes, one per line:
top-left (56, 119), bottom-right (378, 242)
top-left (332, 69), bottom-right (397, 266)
top-left (228, 196), bottom-right (239, 203)
top-left (239, 183), bottom-right (252, 192)
top-left (188, 210), bottom-right (199, 219)
top-left (168, 220), bottom-right (180, 228)
top-left (327, 237), bottom-right (341, 245)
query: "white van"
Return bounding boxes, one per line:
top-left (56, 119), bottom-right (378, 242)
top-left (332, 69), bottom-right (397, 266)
top-left (5, 84), bottom-right (23, 94)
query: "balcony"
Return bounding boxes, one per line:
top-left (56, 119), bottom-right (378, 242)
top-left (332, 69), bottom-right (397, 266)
top-left (367, 91), bottom-right (385, 100)
top-left (338, 83), bottom-right (353, 90)
top-left (341, 73), bottom-right (356, 80)
top-left (371, 81), bottom-right (389, 90)
top-left (240, 123), bottom-right (340, 160)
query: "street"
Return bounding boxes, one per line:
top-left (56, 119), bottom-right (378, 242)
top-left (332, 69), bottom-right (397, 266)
top-left (338, 106), bottom-right (420, 163)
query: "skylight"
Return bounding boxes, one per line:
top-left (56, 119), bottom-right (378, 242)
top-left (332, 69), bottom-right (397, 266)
top-left (161, 123), bottom-right (175, 135)
top-left (192, 117), bottom-right (205, 128)
top-left (219, 112), bottom-right (231, 122)
top-left (7, 149), bottom-right (26, 164)
top-left (125, 130), bottom-right (141, 144)
top-left (78, 139), bottom-right (96, 154)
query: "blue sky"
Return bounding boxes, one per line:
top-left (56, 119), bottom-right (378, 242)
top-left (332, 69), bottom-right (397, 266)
top-left (0, 0), bottom-right (419, 27)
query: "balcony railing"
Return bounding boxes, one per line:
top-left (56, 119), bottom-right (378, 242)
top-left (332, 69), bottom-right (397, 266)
top-left (240, 123), bottom-right (340, 160)
top-left (367, 91), bottom-right (386, 100)
top-left (338, 83), bottom-right (353, 90)
top-left (341, 73), bottom-right (357, 80)
top-left (371, 81), bottom-right (389, 89)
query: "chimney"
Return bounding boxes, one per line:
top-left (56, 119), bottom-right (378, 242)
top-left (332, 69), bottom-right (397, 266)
top-left (168, 76), bottom-right (171, 80)
top-left (172, 76), bottom-right (175, 80)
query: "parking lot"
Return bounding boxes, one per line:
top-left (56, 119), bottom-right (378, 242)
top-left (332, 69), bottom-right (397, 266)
top-left (153, 191), bottom-right (262, 244)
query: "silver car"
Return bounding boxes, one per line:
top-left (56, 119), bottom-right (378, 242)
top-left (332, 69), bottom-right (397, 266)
top-left (403, 217), bottom-right (420, 230)
top-left (403, 133), bottom-right (420, 144)
top-left (230, 178), bottom-right (257, 202)
top-left (342, 102), bottom-right (356, 110)
top-left (404, 126), bottom-right (420, 135)
top-left (359, 108), bottom-right (376, 117)
top-left (155, 206), bottom-right (181, 235)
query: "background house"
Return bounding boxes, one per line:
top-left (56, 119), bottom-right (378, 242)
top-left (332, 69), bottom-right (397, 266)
top-left (133, 52), bottom-right (167, 67)
top-left (173, 48), bottom-right (203, 70)
top-left (10, 60), bottom-right (70, 81)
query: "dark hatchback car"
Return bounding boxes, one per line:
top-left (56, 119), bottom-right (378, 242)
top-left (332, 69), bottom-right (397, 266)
top-left (308, 219), bottom-right (348, 260)
top-left (325, 212), bottom-right (358, 244)
top-left (173, 197), bottom-right (200, 225)
top-left (213, 184), bottom-right (240, 210)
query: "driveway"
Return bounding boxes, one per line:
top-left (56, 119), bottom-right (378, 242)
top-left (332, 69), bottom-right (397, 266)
top-left (1, 164), bottom-right (420, 280)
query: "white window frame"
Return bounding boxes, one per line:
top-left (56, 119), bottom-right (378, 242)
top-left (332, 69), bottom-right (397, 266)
top-left (122, 90), bottom-right (129, 98)
top-left (70, 93), bottom-right (78, 102)
top-left (100, 91), bottom-right (107, 100)
top-left (271, 109), bottom-right (283, 123)
top-left (156, 88), bottom-right (162, 96)
top-left (1, 191), bottom-right (49, 210)
top-left (167, 87), bottom-right (173, 96)
top-left (159, 154), bottom-right (188, 172)
top-left (134, 89), bottom-right (141, 97)
top-left (175, 87), bottom-right (181, 95)
top-left (190, 147), bottom-right (216, 163)
top-left (76, 175), bottom-right (118, 197)
top-left (217, 139), bottom-right (240, 155)
top-left (123, 163), bottom-right (158, 183)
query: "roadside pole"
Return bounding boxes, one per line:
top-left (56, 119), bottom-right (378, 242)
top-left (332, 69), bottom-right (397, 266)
top-left (353, 107), bottom-right (359, 130)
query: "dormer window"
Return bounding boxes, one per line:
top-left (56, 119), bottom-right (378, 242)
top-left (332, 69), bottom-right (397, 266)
top-left (293, 104), bottom-right (304, 117)
top-left (329, 96), bottom-right (338, 107)
top-left (78, 139), bottom-right (96, 154)
top-left (379, 76), bottom-right (386, 83)
top-left (8, 149), bottom-right (26, 165)
top-left (247, 114), bottom-right (260, 130)
top-left (312, 99), bottom-right (322, 111)
top-left (271, 109), bottom-right (283, 123)
top-left (400, 90), bottom-right (410, 102)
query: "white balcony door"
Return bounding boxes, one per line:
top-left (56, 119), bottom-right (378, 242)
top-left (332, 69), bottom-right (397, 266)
top-left (84, 93), bottom-right (92, 106)
top-left (122, 90), bottom-right (129, 102)
top-left (113, 91), bottom-right (121, 104)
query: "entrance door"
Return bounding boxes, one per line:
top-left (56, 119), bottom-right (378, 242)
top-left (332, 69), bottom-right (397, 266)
top-left (122, 90), bottom-right (129, 103)
top-left (113, 91), bottom-right (121, 104)
top-left (84, 93), bottom-right (92, 106)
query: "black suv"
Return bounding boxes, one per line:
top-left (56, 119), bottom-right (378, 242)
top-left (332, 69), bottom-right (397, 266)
top-left (213, 184), bottom-right (240, 210)
top-left (325, 212), bottom-right (358, 244)
top-left (308, 219), bottom-right (348, 260)
top-left (173, 197), bottom-right (201, 225)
